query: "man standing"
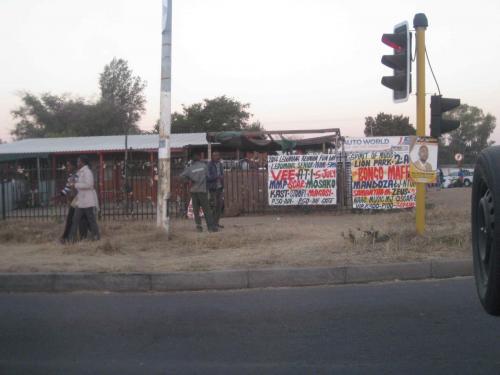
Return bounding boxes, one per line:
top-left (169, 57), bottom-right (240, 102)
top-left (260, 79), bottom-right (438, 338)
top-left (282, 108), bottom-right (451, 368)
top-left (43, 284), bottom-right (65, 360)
top-left (181, 152), bottom-right (217, 232)
top-left (208, 151), bottom-right (224, 229)
top-left (69, 156), bottom-right (100, 242)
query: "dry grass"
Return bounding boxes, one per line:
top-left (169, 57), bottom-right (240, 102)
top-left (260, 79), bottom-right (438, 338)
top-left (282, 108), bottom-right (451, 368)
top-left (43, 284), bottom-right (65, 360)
top-left (0, 188), bottom-right (471, 273)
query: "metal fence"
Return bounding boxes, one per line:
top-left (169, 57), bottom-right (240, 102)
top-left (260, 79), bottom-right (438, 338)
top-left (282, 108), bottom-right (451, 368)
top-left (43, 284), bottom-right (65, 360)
top-left (1, 156), bottom-right (352, 221)
top-left (0, 166), bottom-right (162, 221)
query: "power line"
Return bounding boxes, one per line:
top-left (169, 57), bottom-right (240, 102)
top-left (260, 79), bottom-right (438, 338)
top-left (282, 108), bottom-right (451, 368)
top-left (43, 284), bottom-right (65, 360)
top-left (425, 47), bottom-right (441, 96)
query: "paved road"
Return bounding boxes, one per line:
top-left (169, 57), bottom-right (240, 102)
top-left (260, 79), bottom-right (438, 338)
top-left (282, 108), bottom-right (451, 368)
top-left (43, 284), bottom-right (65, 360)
top-left (1, 277), bottom-right (499, 374)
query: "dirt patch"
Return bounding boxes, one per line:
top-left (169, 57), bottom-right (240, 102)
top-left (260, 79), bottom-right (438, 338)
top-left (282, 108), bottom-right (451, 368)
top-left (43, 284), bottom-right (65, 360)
top-left (0, 188), bottom-right (471, 273)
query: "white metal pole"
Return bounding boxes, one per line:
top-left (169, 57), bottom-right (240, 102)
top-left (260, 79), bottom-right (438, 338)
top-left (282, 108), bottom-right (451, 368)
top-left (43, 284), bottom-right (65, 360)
top-left (157, 0), bottom-right (172, 233)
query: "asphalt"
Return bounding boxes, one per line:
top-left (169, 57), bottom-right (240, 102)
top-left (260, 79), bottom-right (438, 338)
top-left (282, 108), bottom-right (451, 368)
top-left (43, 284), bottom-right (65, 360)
top-left (0, 259), bottom-right (472, 293)
top-left (1, 277), bottom-right (499, 374)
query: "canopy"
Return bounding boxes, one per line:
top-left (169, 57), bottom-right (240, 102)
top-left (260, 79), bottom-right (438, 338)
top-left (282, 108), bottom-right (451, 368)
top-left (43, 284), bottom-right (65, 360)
top-left (207, 132), bottom-right (296, 152)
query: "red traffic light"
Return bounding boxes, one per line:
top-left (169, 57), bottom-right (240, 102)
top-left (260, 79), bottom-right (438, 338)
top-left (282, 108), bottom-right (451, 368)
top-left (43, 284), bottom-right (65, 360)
top-left (381, 21), bottom-right (411, 103)
top-left (381, 34), bottom-right (406, 51)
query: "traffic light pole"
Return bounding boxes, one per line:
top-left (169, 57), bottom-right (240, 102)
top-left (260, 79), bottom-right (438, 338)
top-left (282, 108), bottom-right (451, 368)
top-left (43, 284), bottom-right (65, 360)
top-left (414, 13), bottom-right (428, 235)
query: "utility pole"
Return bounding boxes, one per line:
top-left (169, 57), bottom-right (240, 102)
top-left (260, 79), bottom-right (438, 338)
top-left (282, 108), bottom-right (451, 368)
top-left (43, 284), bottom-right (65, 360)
top-left (157, 0), bottom-right (172, 233)
top-left (414, 13), bottom-right (428, 235)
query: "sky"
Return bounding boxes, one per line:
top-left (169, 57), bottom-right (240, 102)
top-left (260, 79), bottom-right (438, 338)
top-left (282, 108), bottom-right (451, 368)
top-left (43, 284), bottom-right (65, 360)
top-left (1, 0), bottom-right (500, 144)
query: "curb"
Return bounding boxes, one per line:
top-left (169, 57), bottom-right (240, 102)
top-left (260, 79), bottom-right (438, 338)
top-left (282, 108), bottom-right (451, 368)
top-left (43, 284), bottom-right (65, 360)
top-left (0, 259), bottom-right (472, 293)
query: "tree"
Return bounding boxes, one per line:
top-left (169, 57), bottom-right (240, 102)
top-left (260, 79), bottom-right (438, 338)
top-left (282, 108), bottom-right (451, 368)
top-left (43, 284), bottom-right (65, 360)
top-left (99, 58), bottom-right (146, 136)
top-left (364, 113), bottom-right (415, 137)
top-left (11, 58), bottom-right (146, 139)
top-left (11, 92), bottom-right (93, 139)
top-left (438, 104), bottom-right (496, 165)
top-left (171, 96), bottom-right (263, 133)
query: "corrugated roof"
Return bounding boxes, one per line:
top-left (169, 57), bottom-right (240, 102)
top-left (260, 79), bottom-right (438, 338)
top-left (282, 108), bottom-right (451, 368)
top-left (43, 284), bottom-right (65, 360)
top-left (0, 133), bottom-right (208, 155)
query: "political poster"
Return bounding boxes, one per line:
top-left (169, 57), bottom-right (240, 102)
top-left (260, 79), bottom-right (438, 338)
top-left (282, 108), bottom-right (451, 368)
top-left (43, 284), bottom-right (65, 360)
top-left (268, 154), bottom-right (337, 206)
top-left (409, 137), bottom-right (438, 183)
top-left (348, 137), bottom-right (416, 210)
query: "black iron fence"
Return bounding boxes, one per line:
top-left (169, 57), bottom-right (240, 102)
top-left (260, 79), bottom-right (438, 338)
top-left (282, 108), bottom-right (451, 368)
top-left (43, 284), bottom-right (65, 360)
top-left (1, 156), bottom-right (353, 221)
top-left (0, 166), bottom-right (160, 221)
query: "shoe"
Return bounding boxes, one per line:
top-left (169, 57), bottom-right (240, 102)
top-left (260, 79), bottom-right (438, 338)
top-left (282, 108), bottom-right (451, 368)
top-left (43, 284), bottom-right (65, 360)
top-left (217, 224), bottom-right (224, 229)
top-left (196, 226), bottom-right (203, 232)
top-left (208, 227), bottom-right (219, 233)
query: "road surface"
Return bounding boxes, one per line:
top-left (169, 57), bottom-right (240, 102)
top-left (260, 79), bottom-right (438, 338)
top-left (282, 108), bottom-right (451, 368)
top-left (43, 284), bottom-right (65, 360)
top-left (1, 277), bottom-right (499, 374)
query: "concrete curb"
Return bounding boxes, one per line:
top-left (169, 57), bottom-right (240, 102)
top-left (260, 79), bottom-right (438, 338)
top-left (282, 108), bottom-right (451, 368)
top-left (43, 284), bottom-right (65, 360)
top-left (0, 259), bottom-right (472, 293)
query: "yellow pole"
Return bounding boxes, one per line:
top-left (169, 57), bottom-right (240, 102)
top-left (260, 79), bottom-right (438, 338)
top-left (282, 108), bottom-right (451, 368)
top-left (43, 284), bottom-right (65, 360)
top-left (414, 14), bottom-right (428, 235)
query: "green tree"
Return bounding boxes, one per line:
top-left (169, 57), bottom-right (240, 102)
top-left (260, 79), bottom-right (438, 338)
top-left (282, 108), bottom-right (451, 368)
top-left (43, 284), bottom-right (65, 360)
top-left (11, 92), bottom-right (94, 139)
top-left (364, 113), bottom-right (415, 136)
top-left (171, 96), bottom-right (263, 133)
top-left (99, 58), bottom-right (146, 136)
top-left (11, 58), bottom-right (146, 139)
top-left (438, 104), bottom-right (496, 165)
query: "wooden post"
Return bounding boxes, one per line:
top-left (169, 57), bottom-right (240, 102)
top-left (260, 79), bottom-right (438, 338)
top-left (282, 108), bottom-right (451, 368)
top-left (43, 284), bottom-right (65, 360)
top-left (51, 156), bottom-right (56, 181)
top-left (99, 152), bottom-right (105, 204)
top-left (150, 151), bottom-right (156, 203)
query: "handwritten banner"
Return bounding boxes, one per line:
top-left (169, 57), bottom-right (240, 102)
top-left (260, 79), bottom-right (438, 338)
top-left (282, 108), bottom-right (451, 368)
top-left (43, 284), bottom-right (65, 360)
top-left (268, 154), bottom-right (337, 206)
top-left (349, 142), bottom-right (416, 210)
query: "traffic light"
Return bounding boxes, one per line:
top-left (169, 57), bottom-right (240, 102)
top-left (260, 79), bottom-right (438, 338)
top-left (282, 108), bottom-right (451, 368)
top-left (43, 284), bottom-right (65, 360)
top-left (381, 21), bottom-right (411, 103)
top-left (430, 95), bottom-right (461, 137)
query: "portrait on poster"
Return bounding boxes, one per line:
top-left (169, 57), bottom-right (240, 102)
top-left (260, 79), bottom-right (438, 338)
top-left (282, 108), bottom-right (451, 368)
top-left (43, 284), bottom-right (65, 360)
top-left (409, 137), bottom-right (438, 183)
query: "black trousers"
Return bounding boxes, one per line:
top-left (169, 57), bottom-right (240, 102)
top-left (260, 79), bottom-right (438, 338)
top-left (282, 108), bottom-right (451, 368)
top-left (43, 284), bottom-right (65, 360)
top-left (61, 206), bottom-right (89, 241)
top-left (209, 189), bottom-right (224, 226)
top-left (69, 207), bottom-right (100, 242)
top-left (191, 192), bottom-right (216, 230)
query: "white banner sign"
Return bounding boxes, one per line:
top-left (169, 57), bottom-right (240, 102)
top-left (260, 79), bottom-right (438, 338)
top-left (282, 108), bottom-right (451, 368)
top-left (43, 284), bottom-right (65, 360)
top-left (268, 154), bottom-right (337, 206)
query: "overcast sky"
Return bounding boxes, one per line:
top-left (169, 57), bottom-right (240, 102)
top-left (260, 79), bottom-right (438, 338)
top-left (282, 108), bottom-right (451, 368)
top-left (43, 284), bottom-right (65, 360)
top-left (1, 0), bottom-right (500, 143)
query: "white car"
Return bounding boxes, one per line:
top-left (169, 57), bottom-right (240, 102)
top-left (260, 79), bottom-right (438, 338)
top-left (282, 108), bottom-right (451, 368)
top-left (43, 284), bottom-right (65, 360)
top-left (442, 169), bottom-right (474, 188)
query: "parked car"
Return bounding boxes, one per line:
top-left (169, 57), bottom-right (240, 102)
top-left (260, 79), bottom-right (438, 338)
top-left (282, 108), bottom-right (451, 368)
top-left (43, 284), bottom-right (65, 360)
top-left (472, 146), bottom-right (500, 315)
top-left (442, 168), bottom-right (474, 188)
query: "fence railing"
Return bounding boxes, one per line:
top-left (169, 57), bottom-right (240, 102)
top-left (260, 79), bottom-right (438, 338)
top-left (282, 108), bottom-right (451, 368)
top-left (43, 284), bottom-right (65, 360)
top-left (1, 156), bottom-right (353, 221)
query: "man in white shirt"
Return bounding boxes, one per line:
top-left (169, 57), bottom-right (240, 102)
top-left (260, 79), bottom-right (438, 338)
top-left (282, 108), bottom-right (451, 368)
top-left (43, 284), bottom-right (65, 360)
top-left (68, 156), bottom-right (100, 242)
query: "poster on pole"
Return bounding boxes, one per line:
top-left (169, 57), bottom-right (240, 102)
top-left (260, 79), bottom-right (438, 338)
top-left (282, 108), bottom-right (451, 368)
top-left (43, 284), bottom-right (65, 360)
top-left (268, 154), bottom-right (337, 206)
top-left (348, 137), bottom-right (416, 210)
top-left (409, 137), bottom-right (438, 183)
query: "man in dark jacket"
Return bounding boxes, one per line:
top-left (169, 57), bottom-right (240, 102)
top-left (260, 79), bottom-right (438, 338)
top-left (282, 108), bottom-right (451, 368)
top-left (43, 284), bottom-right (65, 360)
top-left (207, 151), bottom-right (224, 229)
top-left (180, 152), bottom-right (217, 232)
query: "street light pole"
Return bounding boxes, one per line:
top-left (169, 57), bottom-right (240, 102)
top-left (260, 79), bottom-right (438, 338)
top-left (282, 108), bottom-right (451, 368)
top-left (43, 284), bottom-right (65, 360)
top-left (157, 0), bottom-right (172, 233)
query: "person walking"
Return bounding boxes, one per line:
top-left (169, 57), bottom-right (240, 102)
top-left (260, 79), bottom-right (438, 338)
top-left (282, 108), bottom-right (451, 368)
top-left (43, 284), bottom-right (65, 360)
top-left (207, 151), bottom-right (224, 229)
top-left (181, 152), bottom-right (217, 232)
top-left (60, 160), bottom-right (88, 243)
top-left (68, 156), bottom-right (100, 242)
